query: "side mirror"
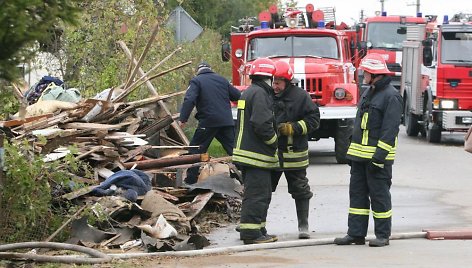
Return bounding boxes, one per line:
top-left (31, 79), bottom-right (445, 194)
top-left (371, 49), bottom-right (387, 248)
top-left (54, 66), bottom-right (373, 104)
top-left (423, 46), bottom-right (433, 67)
top-left (221, 43), bottom-right (231, 62)
top-left (397, 27), bottom-right (407, 35)
top-left (358, 41), bottom-right (368, 58)
top-left (422, 38), bottom-right (433, 66)
top-left (422, 39), bottom-right (433, 47)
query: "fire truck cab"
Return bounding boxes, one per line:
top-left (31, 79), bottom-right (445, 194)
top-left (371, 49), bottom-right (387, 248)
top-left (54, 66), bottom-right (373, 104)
top-left (358, 12), bottom-right (426, 90)
top-left (222, 4), bottom-right (360, 164)
top-left (401, 16), bottom-right (472, 142)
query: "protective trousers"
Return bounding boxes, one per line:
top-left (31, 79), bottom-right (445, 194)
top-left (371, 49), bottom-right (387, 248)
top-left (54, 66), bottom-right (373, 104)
top-left (271, 169), bottom-right (313, 200)
top-left (347, 161), bottom-right (392, 239)
top-left (239, 166), bottom-right (272, 240)
top-left (186, 126), bottom-right (235, 184)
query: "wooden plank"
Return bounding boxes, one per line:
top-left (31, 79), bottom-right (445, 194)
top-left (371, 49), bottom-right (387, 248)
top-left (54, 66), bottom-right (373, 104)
top-left (122, 153), bottom-right (208, 170)
top-left (0, 113), bottom-right (54, 128)
top-left (60, 122), bottom-right (127, 130)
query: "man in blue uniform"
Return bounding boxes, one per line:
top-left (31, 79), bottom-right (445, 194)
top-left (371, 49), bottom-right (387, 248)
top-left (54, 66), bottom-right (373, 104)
top-left (179, 62), bottom-right (241, 184)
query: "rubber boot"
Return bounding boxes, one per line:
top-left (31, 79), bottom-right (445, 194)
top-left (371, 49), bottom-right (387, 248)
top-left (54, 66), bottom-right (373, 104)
top-left (295, 199), bottom-right (310, 239)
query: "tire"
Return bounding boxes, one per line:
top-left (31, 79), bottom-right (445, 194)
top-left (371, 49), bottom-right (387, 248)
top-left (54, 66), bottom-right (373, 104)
top-left (427, 124), bottom-right (442, 143)
top-left (334, 119), bottom-right (353, 164)
top-left (404, 96), bottom-right (420, 137)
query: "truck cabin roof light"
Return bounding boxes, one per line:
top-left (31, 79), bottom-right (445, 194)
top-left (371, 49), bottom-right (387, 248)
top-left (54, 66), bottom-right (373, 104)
top-left (382, 11), bottom-right (387, 16)
top-left (443, 15), bottom-right (449, 24)
top-left (417, 12), bottom-right (422, 18)
top-left (260, 21), bottom-right (269, 29)
top-left (317, 20), bottom-right (325, 28)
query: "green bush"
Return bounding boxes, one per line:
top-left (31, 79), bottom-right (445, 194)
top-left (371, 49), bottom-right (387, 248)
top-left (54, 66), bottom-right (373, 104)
top-left (0, 139), bottom-right (90, 243)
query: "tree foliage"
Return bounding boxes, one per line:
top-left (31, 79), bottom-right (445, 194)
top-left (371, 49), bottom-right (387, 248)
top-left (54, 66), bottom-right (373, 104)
top-left (0, 0), bottom-right (80, 82)
top-left (61, 0), bottom-right (234, 101)
top-left (166, 0), bottom-right (279, 38)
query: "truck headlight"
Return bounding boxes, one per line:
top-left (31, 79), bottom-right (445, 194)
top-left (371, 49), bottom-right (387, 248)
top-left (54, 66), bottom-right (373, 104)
top-left (439, 99), bottom-right (457, 109)
top-left (334, 88), bottom-right (346, 100)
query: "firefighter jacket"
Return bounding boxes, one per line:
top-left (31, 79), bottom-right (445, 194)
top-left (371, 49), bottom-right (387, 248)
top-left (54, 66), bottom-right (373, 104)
top-left (274, 84), bottom-right (320, 169)
top-left (233, 80), bottom-right (279, 169)
top-left (347, 76), bottom-right (403, 164)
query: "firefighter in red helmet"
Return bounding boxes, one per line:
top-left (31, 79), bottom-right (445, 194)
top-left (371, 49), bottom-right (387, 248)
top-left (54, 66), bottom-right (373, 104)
top-left (233, 58), bottom-right (279, 244)
top-left (271, 60), bottom-right (320, 239)
top-left (334, 53), bottom-right (403, 247)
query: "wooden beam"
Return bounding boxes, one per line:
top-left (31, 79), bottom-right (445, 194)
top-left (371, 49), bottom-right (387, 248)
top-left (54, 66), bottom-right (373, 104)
top-left (122, 153), bottom-right (208, 170)
top-left (117, 40), bottom-right (189, 146)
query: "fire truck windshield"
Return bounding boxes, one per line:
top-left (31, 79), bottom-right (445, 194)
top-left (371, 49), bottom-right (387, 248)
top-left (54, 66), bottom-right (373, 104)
top-left (366, 22), bottom-right (413, 50)
top-left (247, 36), bottom-right (339, 60)
top-left (441, 32), bottom-right (472, 64)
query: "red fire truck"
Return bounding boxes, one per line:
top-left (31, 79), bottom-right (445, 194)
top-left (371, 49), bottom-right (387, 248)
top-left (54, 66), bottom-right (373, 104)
top-left (401, 17), bottom-right (472, 142)
top-left (222, 4), bottom-right (360, 163)
top-left (358, 12), bottom-right (426, 89)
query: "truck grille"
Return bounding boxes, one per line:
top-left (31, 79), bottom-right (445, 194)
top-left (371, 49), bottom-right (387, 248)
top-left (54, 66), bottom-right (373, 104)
top-left (296, 78), bottom-right (322, 99)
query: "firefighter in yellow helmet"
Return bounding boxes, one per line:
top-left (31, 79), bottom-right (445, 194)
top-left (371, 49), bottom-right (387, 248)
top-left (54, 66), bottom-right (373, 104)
top-left (334, 53), bottom-right (403, 247)
top-left (271, 60), bottom-right (320, 239)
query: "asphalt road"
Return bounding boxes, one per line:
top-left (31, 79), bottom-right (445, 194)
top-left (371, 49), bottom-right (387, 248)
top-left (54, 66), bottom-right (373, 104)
top-left (159, 126), bottom-right (472, 267)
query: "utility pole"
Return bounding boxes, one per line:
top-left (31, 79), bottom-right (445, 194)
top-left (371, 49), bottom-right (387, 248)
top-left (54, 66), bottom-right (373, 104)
top-left (379, 0), bottom-right (385, 13)
top-left (407, 0), bottom-right (421, 15)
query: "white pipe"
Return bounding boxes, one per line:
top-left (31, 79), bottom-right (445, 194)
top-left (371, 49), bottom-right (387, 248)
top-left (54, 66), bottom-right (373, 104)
top-left (108, 232), bottom-right (427, 259)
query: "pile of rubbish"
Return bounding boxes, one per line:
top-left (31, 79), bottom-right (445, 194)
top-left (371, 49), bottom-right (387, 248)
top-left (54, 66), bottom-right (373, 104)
top-left (0, 40), bottom-right (242, 253)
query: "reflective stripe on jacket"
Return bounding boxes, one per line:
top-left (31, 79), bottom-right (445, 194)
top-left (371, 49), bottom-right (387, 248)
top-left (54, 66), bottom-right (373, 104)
top-left (347, 76), bottom-right (403, 164)
top-left (233, 82), bottom-right (279, 169)
top-left (274, 84), bottom-right (320, 169)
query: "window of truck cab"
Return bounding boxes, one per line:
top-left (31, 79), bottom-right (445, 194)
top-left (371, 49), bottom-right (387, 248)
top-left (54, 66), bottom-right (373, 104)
top-left (440, 31), bottom-right (472, 65)
top-left (366, 22), bottom-right (419, 50)
top-left (247, 36), bottom-right (339, 60)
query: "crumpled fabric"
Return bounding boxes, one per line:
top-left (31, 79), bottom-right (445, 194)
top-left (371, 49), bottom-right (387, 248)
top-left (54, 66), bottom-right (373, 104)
top-left (90, 169), bottom-right (152, 202)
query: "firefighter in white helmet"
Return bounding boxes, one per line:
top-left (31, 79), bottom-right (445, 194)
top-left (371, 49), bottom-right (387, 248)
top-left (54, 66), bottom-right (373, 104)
top-left (271, 60), bottom-right (320, 239)
top-left (334, 53), bottom-right (403, 247)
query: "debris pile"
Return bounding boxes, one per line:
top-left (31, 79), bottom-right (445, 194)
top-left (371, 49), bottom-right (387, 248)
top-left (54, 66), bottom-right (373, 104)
top-left (0, 34), bottom-right (242, 252)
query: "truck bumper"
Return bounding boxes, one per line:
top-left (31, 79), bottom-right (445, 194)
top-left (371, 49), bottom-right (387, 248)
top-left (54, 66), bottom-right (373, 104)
top-left (319, 106), bottom-right (357, 120)
top-left (441, 110), bottom-right (472, 130)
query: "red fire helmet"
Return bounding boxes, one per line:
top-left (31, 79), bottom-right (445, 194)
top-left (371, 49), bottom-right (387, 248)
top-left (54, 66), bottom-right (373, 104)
top-left (358, 53), bottom-right (392, 75)
top-left (274, 60), bottom-right (294, 81)
top-left (249, 58), bottom-right (276, 77)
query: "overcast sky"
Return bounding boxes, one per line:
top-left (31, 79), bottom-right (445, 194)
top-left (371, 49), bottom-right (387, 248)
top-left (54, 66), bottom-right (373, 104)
top-left (294, 0), bottom-right (470, 24)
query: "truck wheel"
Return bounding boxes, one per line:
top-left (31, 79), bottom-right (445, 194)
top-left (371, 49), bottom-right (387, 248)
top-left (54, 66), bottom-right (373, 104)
top-left (427, 124), bottom-right (442, 143)
top-left (405, 96), bottom-right (420, 136)
top-left (334, 119), bottom-right (353, 164)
